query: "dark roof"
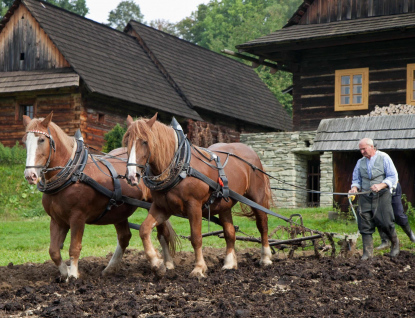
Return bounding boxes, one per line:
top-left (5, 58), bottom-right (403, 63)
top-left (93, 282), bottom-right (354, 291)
top-left (312, 115), bottom-right (415, 151)
top-left (0, 68), bottom-right (79, 93)
top-left (21, 0), bottom-right (202, 120)
top-left (237, 12), bottom-right (415, 50)
top-left (128, 21), bottom-right (292, 131)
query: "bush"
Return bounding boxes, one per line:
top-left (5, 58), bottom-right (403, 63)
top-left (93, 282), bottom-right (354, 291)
top-left (402, 193), bottom-right (415, 224)
top-left (0, 142), bottom-right (26, 164)
top-left (102, 123), bottom-right (127, 153)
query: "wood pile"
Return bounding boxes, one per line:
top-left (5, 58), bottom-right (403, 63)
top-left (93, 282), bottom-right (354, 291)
top-left (347, 104), bottom-right (415, 118)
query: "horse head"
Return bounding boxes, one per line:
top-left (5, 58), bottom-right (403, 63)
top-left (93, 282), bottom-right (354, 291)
top-left (23, 112), bottom-right (55, 184)
top-left (124, 113), bottom-right (158, 185)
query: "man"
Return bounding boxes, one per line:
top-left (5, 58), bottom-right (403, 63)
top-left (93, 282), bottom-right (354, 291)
top-left (376, 182), bottom-right (415, 249)
top-left (349, 138), bottom-right (399, 260)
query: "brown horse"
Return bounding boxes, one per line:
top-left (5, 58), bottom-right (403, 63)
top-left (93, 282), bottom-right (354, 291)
top-left (23, 112), bottom-right (178, 279)
top-left (124, 113), bottom-right (273, 278)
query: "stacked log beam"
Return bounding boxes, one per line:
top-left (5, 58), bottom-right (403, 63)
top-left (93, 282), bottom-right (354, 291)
top-left (347, 104), bottom-right (415, 118)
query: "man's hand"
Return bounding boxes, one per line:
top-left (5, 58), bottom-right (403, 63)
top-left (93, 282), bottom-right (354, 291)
top-left (349, 186), bottom-right (358, 194)
top-left (370, 183), bottom-right (387, 192)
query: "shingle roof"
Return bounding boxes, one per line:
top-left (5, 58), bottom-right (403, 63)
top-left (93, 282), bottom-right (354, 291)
top-left (128, 21), bottom-right (292, 131)
top-left (21, 0), bottom-right (202, 120)
top-left (0, 68), bottom-right (79, 93)
top-left (312, 115), bottom-right (415, 151)
top-left (237, 12), bottom-right (415, 50)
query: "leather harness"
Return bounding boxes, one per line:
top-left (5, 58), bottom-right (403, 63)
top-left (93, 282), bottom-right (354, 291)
top-left (139, 118), bottom-right (290, 223)
top-left (36, 130), bottom-right (151, 224)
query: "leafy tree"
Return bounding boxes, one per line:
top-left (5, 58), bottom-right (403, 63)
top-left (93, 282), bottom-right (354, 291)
top-left (47, 0), bottom-right (88, 16)
top-left (107, 0), bottom-right (143, 31)
top-left (175, 0), bottom-right (302, 116)
top-left (0, 0), bottom-right (88, 18)
top-left (148, 19), bottom-right (178, 36)
top-left (1, 0), bottom-right (15, 18)
top-left (102, 123), bottom-right (127, 153)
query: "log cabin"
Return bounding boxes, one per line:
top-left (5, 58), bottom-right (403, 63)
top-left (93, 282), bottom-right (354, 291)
top-left (236, 0), bottom-right (415, 208)
top-left (0, 0), bottom-right (292, 149)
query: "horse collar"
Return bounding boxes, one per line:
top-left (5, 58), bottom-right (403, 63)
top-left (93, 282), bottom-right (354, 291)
top-left (37, 136), bottom-right (88, 194)
top-left (142, 118), bottom-right (191, 192)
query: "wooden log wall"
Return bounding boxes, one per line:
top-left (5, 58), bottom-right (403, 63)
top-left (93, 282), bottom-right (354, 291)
top-left (292, 38), bottom-right (415, 131)
top-left (300, 0), bottom-right (415, 24)
top-left (79, 106), bottom-right (127, 150)
top-left (0, 89), bottom-right (82, 147)
top-left (0, 4), bottom-right (69, 71)
top-left (186, 119), bottom-right (240, 147)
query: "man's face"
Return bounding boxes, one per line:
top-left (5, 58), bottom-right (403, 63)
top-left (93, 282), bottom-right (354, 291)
top-left (359, 142), bottom-right (375, 158)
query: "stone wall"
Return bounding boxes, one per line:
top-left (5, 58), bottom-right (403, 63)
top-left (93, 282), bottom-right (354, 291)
top-left (240, 131), bottom-right (333, 209)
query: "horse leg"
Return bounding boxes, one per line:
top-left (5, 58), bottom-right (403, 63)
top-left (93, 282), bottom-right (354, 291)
top-left (49, 219), bottom-right (70, 277)
top-left (140, 211), bottom-right (168, 277)
top-left (187, 205), bottom-right (207, 278)
top-left (156, 221), bottom-right (175, 270)
top-left (219, 209), bottom-right (237, 270)
top-left (67, 220), bottom-right (85, 278)
top-left (253, 208), bottom-right (272, 266)
top-left (102, 220), bottom-right (132, 276)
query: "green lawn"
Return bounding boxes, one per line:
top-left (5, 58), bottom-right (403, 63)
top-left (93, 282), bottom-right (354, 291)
top-left (2, 205), bottom-right (414, 266)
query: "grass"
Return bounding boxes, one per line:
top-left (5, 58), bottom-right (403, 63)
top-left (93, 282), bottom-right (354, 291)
top-left (2, 203), bottom-right (414, 267)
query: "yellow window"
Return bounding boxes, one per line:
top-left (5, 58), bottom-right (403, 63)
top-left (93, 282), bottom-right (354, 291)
top-left (335, 68), bottom-right (369, 111)
top-left (407, 64), bottom-right (415, 105)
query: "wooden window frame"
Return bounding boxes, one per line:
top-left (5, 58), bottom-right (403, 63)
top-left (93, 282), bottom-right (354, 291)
top-left (334, 68), bottom-right (369, 111)
top-left (15, 100), bottom-right (36, 121)
top-left (406, 64), bottom-right (415, 105)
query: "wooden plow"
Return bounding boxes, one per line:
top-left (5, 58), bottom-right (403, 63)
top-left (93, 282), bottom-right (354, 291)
top-left (181, 213), bottom-right (360, 259)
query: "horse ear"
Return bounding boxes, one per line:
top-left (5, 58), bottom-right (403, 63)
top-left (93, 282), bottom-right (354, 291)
top-left (147, 113), bottom-right (158, 129)
top-left (126, 115), bottom-right (134, 127)
top-left (41, 112), bottom-right (53, 128)
top-left (23, 115), bottom-right (31, 127)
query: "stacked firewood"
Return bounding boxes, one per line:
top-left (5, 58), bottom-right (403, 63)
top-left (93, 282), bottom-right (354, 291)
top-left (348, 104), bottom-right (415, 118)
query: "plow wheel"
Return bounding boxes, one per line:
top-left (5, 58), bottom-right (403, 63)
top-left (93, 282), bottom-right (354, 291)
top-left (268, 213), bottom-right (337, 259)
top-left (312, 234), bottom-right (335, 259)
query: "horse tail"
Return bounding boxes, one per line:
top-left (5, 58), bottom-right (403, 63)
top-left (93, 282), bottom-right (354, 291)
top-left (164, 220), bottom-right (181, 257)
top-left (263, 170), bottom-right (275, 209)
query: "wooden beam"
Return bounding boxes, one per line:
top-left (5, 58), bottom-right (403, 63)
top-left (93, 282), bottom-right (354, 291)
top-left (221, 49), bottom-right (290, 72)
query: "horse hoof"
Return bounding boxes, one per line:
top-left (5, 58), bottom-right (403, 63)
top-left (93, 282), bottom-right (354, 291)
top-left (68, 272), bottom-right (79, 279)
top-left (153, 263), bottom-right (166, 277)
top-left (102, 266), bottom-right (118, 276)
top-left (165, 261), bottom-right (175, 270)
top-left (189, 267), bottom-right (207, 279)
top-left (221, 264), bottom-right (237, 270)
top-left (260, 259), bottom-right (273, 267)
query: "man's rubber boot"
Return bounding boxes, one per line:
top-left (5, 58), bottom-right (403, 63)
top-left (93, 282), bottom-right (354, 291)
top-left (375, 228), bottom-right (391, 250)
top-left (361, 234), bottom-right (373, 261)
top-left (389, 228), bottom-right (400, 258)
top-left (401, 223), bottom-right (415, 242)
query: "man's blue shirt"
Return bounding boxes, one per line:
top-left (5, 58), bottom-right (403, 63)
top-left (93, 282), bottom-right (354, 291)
top-left (351, 150), bottom-right (398, 190)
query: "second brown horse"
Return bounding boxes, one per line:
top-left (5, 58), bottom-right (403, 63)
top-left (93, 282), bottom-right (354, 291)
top-left (124, 113), bottom-right (273, 278)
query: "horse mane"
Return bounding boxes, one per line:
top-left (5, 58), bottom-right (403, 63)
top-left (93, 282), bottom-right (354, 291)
top-left (123, 117), bottom-right (176, 173)
top-left (25, 117), bottom-right (75, 153)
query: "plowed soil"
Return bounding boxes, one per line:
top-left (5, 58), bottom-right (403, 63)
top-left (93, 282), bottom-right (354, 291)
top-left (1, 247), bottom-right (415, 318)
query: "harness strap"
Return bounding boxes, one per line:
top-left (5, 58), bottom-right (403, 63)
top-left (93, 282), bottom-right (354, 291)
top-left (215, 155), bottom-right (229, 199)
top-left (80, 173), bottom-right (151, 224)
top-left (187, 167), bottom-right (290, 223)
top-left (97, 159), bottom-right (123, 203)
top-left (38, 139), bottom-right (87, 194)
